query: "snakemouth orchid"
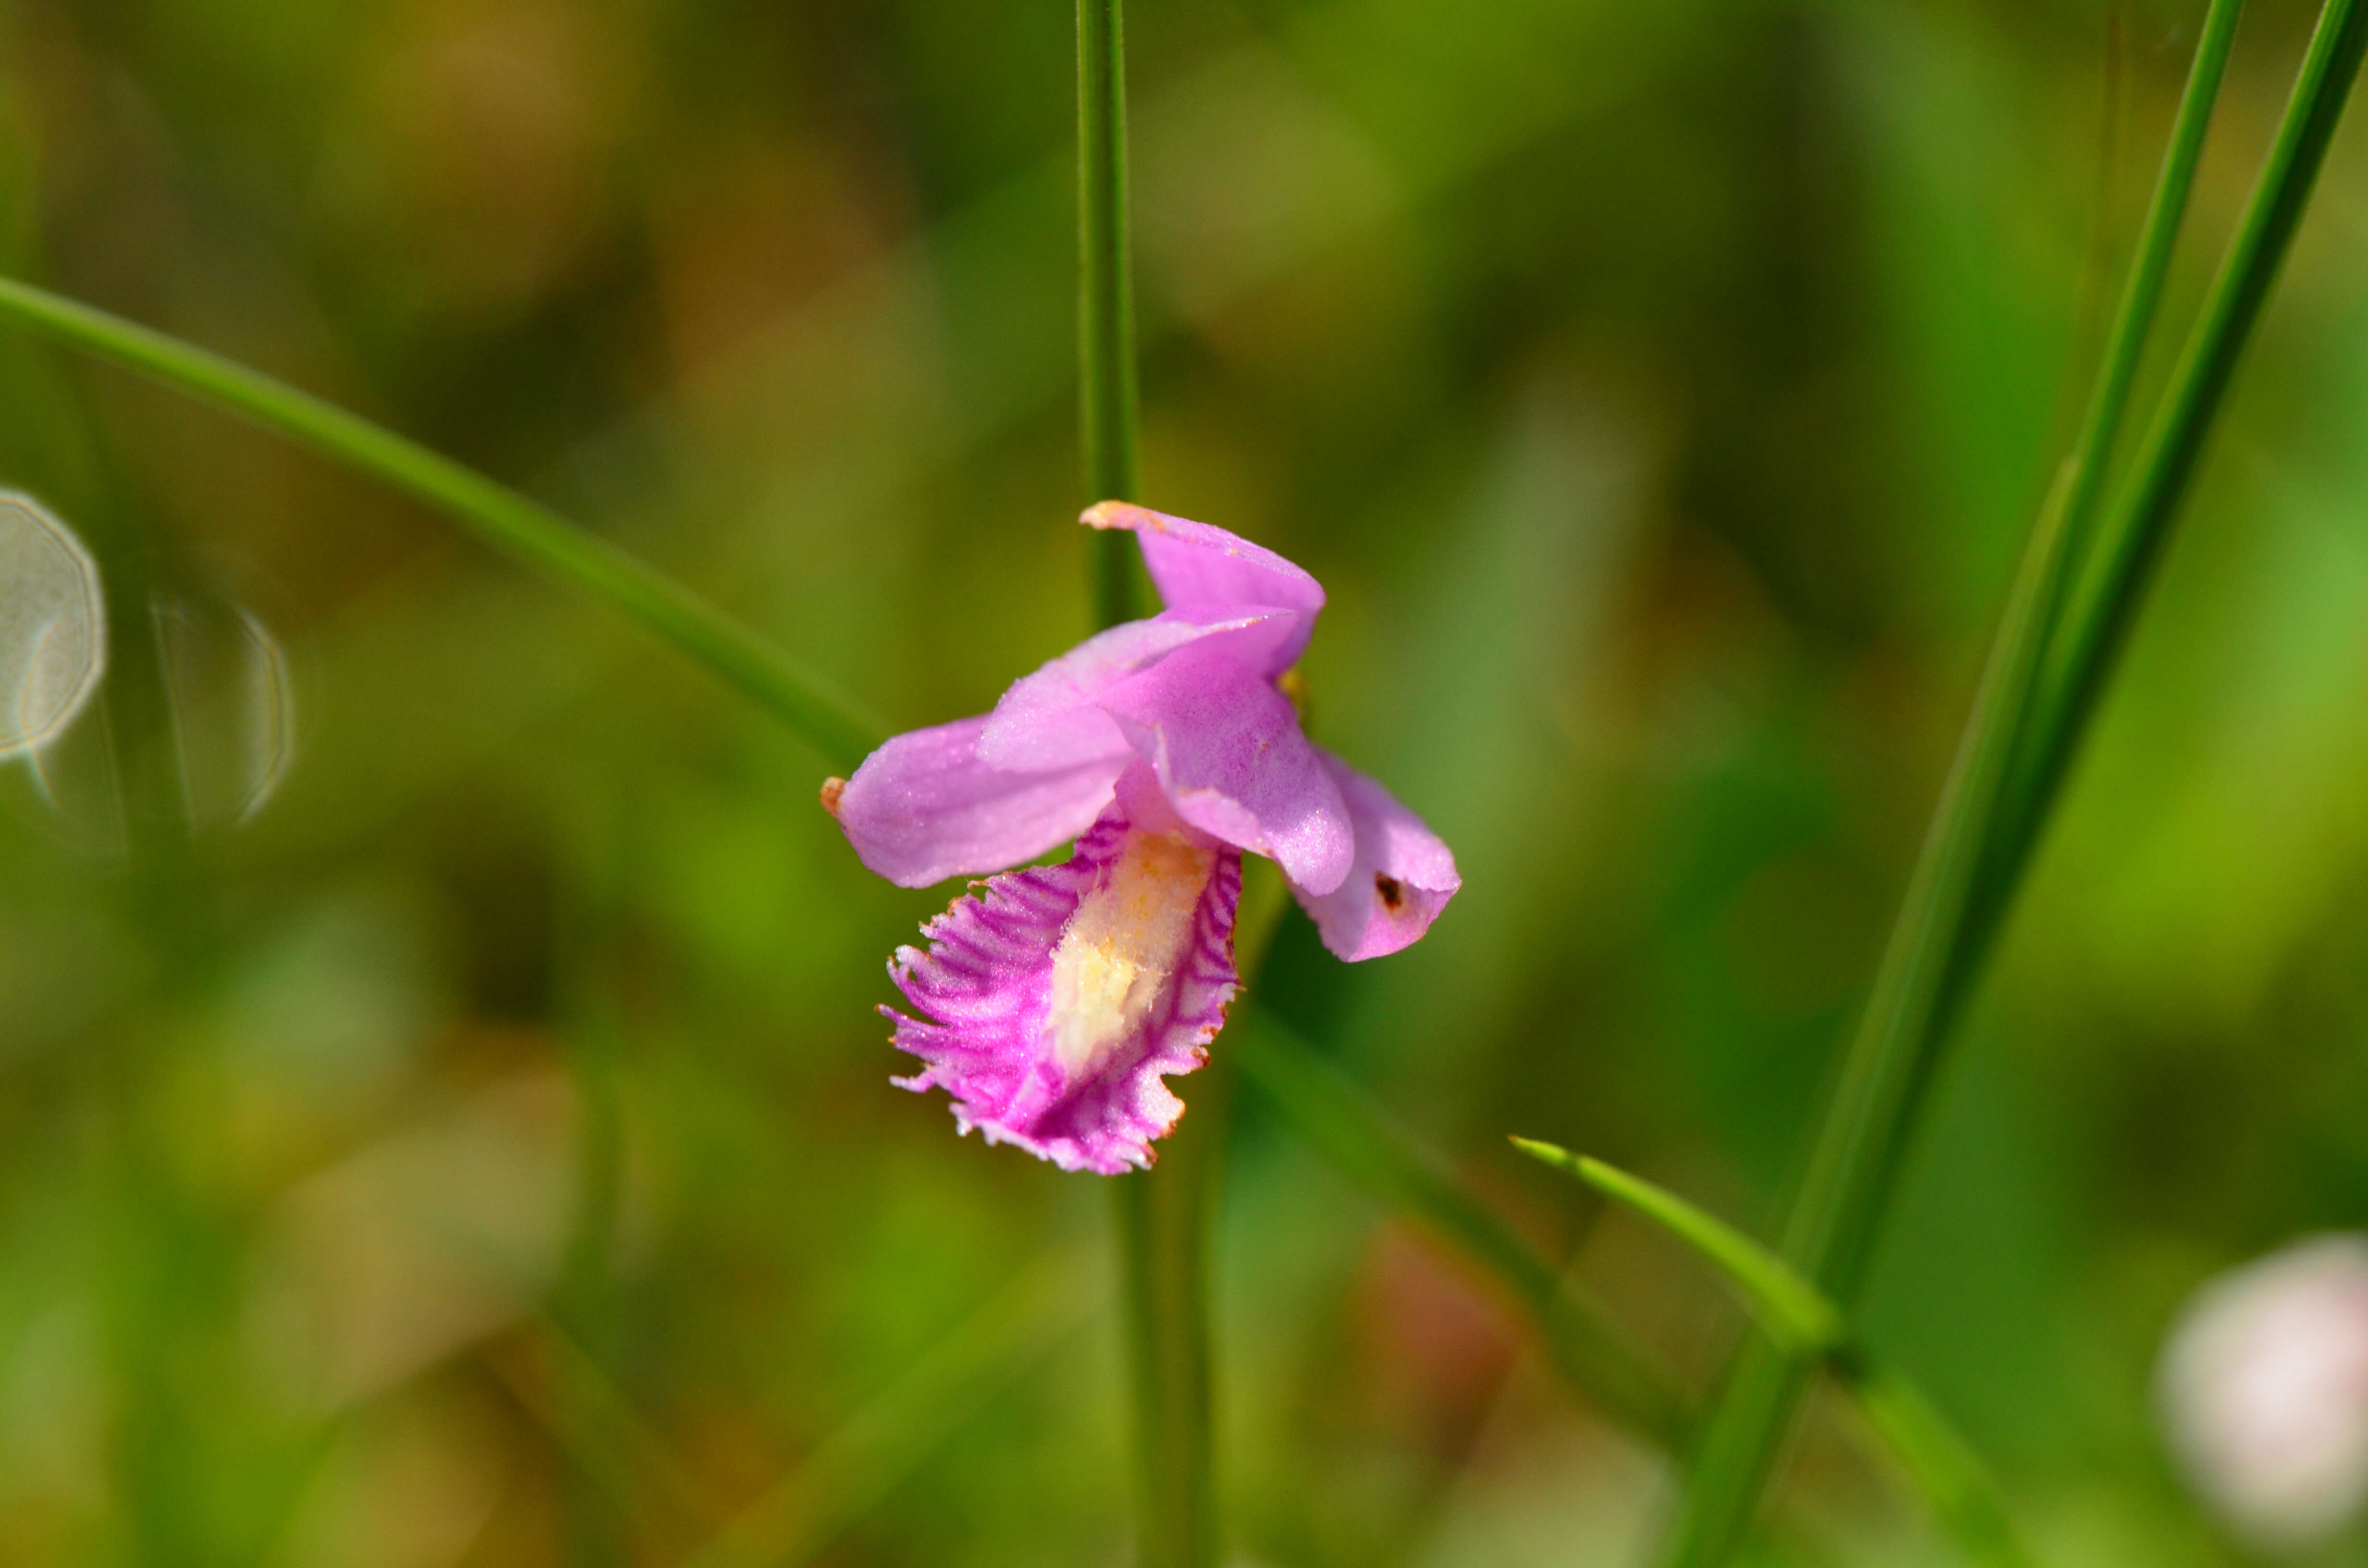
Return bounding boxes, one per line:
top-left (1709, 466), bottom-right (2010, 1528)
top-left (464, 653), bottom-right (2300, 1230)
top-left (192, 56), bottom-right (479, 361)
top-left (826, 503), bottom-right (1458, 1173)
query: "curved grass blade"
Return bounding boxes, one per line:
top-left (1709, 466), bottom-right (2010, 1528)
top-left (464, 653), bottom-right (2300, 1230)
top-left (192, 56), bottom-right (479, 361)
top-left (1515, 1142), bottom-right (2029, 1568)
top-left (683, 1249), bottom-right (1102, 1568)
top-left (1236, 1016), bottom-right (1688, 1447)
top-left (0, 275), bottom-right (880, 771)
top-left (1855, 1372), bottom-right (2029, 1568)
top-left (1509, 1142), bottom-right (1843, 1354)
top-left (488, 1320), bottom-right (717, 1556)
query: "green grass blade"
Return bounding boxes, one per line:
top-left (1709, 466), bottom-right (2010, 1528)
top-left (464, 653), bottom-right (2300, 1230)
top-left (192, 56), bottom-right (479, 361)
top-left (1521, 1144), bottom-right (2027, 1568)
top-left (2043, 0), bottom-right (2245, 593)
top-left (2004, 0), bottom-right (2368, 898)
top-left (1986, 0), bottom-right (2246, 864)
top-left (1235, 1017), bottom-right (1689, 1447)
top-left (490, 1321), bottom-right (717, 1556)
top-left (1856, 1370), bottom-right (2031, 1568)
top-left (0, 275), bottom-right (880, 771)
top-left (1508, 1141), bottom-right (1842, 1354)
top-left (1660, 1), bottom-right (2305, 1556)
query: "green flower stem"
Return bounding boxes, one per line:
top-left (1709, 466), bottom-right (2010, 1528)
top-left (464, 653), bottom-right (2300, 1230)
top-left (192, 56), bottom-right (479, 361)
top-left (1516, 1144), bottom-right (2027, 1568)
top-left (1665, 1), bottom-right (2368, 1560)
top-left (1076, 2), bottom-right (1213, 1563)
top-left (1238, 1017), bottom-right (1688, 1446)
top-left (1113, 1158), bottom-right (1219, 1568)
top-left (0, 275), bottom-right (878, 772)
top-left (1079, 0), bottom-right (1146, 631)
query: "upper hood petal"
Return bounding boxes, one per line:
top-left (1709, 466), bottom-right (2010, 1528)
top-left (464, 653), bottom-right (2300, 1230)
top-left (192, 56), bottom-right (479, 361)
top-left (978, 606), bottom-right (1299, 772)
top-left (1097, 638), bottom-right (1354, 894)
top-left (1084, 502), bottom-right (1324, 676)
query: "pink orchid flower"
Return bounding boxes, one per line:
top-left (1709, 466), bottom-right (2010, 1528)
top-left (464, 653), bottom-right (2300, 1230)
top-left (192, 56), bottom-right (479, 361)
top-left (825, 503), bottom-right (1459, 1173)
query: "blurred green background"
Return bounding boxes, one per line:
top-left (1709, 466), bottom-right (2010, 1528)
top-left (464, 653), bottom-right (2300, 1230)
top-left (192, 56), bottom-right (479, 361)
top-left (3, 0), bottom-right (2368, 1562)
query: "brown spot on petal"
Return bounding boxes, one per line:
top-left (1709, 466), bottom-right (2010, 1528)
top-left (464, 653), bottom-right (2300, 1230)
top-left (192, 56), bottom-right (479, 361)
top-left (818, 777), bottom-right (846, 815)
top-left (1376, 874), bottom-right (1405, 911)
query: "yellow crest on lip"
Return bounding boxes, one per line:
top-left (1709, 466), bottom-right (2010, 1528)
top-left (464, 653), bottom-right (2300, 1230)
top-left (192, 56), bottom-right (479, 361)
top-left (1046, 831), bottom-right (1215, 1081)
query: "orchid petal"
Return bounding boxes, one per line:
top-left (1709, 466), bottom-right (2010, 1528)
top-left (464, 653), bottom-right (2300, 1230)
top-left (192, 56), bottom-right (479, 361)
top-left (834, 715), bottom-right (1124, 888)
top-left (1084, 501), bottom-right (1324, 674)
top-left (1098, 639), bottom-right (1354, 894)
top-left (978, 607), bottom-right (1297, 772)
top-left (886, 799), bottom-right (1242, 1174)
top-left (1288, 752), bottom-right (1460, 960)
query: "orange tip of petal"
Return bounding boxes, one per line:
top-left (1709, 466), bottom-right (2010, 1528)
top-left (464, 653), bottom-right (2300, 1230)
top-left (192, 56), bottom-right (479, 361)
top-left (1081, 499), bottom-right (1168, 533)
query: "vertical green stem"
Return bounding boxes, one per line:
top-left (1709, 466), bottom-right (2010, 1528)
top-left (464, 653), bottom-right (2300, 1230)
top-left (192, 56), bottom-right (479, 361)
top-left (1079, 2), bottom-right (1215, 1565)
top-left (1079, 0), bottom-right (1143, 629)
top-left (1113, 1150), bottom-right (1220, 1568)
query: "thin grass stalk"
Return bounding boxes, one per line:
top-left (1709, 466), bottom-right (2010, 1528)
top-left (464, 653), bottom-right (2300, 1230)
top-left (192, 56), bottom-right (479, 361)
top-left (2049, 0), bottom-right (2245, 584)
top-left (682, 1251), bottom-right (1102, 1568)
top-left (555, 797), bottom-right (636, 1568)
top-left (1665, 2), bottom-right (2368, 1560)
top-left (1077, 2), bottom-right (1216, 1563)
top-left (0, 276), bottom-right (877, 770)
top-left (1969, 0), bottom-right (2245, 981)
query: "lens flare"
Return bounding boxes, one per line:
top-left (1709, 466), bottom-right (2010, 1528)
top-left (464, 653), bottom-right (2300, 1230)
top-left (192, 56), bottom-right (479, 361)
top-left (0, 491), bottom-right (104, 758)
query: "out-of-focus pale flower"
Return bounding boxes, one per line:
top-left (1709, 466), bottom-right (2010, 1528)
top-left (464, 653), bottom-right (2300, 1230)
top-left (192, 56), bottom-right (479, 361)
top-left (2159, 1234), bottom-right (2368, 1549)
top-left (825, 504), bottom-right (1459, 1174)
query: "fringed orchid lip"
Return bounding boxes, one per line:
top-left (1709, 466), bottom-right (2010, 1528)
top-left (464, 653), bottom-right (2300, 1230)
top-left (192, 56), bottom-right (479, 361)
top-left (829, 504), bottom-right (1460, 1172)
top-left (885, 777), bottom-right (1242, 1173)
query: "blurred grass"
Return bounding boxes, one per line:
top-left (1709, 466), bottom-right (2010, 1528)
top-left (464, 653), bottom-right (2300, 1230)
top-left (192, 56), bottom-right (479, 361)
top-left (5, 0), bottom-right (2368, 1565)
